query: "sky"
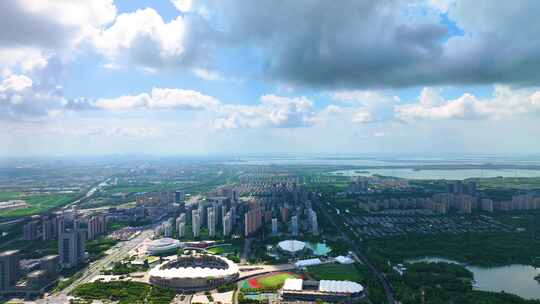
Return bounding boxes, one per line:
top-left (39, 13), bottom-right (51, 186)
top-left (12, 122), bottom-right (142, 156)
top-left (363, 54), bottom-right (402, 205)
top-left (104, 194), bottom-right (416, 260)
top-left (1, 0), bottom-right (540, 157)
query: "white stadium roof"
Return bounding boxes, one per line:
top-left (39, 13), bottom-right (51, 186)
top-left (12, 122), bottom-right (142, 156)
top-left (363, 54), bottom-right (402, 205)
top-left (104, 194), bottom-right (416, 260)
top-left (283, 278), bottom-right (303, 291)
top-left (278, 240), bottom-right (306, 253)
top-left (294, 258), bottom-right (322, 268)
top-left (319, 280), bottom-right (364, 294)
top-left (149, 255), bottom-right (239, 279)
top-left (147, 238), bottom-right (181, 254)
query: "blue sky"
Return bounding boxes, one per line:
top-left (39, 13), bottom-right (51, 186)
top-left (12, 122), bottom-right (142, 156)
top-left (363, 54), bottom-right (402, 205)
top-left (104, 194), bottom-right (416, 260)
top-left (1, 0), bottom-right (539, 156)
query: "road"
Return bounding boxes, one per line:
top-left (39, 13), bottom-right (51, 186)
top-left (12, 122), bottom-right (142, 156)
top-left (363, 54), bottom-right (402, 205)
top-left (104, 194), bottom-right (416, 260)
top-left (314, 200), bottom-right (397, 304)
top-left (35, 228), bottom-right (153, 304)
top-left (60, 229), bottom-right (153, 295)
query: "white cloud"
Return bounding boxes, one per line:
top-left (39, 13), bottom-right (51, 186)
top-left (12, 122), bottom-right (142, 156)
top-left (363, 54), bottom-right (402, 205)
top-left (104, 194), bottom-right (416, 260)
top-left (0, 74), bottom-right (33, 92)
top-left (0, 0), bottom-right (117, 71)
top-left (92, 8), bottom-right (187, 69)
top-left (172, 0), bottom-right (193, 13)
top-left (395, 86), bottom-right (540, 121)
top-left (94, 88), bottom-right (220, 111)
top-left (331, 90), bottom-right (399, 123)
top-left (214, 95), bottom-right (315, 129)
top-left (352, 111), bottom-right (374, 123)
top-left (0, 72), bottom-right (66, 120)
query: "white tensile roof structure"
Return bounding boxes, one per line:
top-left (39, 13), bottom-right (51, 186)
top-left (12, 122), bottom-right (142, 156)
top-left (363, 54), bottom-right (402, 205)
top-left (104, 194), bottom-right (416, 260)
top-left (147, 238), bottom-right (181, 254)
top-left (149, 255), bottom-right (239, 279)
top-left (319, 280), bottom-right (364, 294)
top-left (294, 258), bottom-right (322, 268)
top-left (334, 255), bottom-right (355, 264)
top-left (282, 278), bottom-right (303, 291)
top-left (278, 240), bottom-right (306, 253)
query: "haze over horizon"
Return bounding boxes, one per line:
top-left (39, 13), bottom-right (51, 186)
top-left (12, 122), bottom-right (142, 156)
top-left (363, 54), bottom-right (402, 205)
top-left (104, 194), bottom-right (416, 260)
top-left (2, 0), bottom-right (540, 157)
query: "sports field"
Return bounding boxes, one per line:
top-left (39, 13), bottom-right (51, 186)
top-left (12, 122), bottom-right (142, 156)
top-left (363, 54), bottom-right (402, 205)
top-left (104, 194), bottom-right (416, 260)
top-left (241, 272), bottom-right (302, 291)
top-left (306, 263), bottom-right (362, 281)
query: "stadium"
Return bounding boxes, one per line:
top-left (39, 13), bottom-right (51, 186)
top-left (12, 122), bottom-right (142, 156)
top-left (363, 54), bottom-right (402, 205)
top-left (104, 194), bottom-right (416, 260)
top-left (149, 254), bottom-right (240, 291)
top-left (277, 240), bottom-right (306, 255)
top-left (146, 238), bottom-right (182, 255)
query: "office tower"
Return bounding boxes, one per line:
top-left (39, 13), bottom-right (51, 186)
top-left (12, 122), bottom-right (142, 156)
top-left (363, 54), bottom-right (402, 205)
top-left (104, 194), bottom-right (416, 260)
top-left (291, 216), bottom-right (299, 236)
top-left (0, 250), bottom-right (20, 291)
top-left (272, 218), bottom-right (278, 234)
top-left (223, 212), bottom-right (232, 237)
top-left (177, 222), bottom-right (186, 238)
top-left (208, 207), bottom-right (216, 237)
top-left (59, 229), bottom-right (86, 269)
top-left (23, 220), bottom-right (40, 241)
top-left (192, 210), bottom-right (200, 238)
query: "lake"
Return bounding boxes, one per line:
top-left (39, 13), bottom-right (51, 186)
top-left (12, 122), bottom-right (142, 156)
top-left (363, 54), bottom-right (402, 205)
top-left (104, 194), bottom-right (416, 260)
top-left (407, 257), bottom-right (540, 300)
top-left (331, 168), bottom-right (540, 180)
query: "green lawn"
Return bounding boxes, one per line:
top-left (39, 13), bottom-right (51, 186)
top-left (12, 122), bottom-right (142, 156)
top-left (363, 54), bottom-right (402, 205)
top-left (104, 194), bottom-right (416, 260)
top-left (306, 263), bottom-right (363, 281)
top-left (258, 273), bottom-right (299, 288)
top-left (0, 193), bottom-right (79, 218)
top-left (0, 191), bottom-right (21, 201)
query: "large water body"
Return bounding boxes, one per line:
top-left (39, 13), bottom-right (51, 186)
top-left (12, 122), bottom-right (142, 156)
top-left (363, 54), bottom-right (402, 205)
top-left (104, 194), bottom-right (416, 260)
top-left (223, 156), bottom-right (540, 179)
top-left (332, 168), bottom-right (540, 180)
top-left (407, 257), bottom-right (540, 300)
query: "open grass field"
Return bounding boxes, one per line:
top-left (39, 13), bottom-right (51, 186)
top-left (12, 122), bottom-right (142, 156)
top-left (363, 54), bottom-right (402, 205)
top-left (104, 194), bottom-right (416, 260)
top-left (306, 263), bottom-right (363, 282)
top-left (0, 193), bottom-right (78, 218)
top-left (241, 272), bottom-right (302, 291)
top-left (207, 244), bottom-right (241, 255)
top-left (0, 191), bottom-right (21, 201)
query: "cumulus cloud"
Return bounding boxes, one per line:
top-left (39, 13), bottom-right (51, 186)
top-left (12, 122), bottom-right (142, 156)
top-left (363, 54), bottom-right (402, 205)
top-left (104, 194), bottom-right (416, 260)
top-left (213, 95), bottom-right (315, 129)
top-left (93, 88), bottom-right (220, 111)
top-left (0, 72), bottom-right (66, 120)
top-left (395, 87), bottom-right (540, 121)
top-left (92, 6), bottom-right (215, 71)
top-left (0, 0), bottom-right (116, 70)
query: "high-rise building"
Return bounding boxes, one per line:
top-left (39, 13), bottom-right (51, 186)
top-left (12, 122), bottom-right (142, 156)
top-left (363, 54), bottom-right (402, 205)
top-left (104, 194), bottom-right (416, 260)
top-left (87, 215), bottom-right (107, 240)
top-left (272, 218), bottom-right (278, 234)
top-left (0, 250), bottom-right (20, 291)
top-left (42, 217), bottom-right (55, 241)
top-left (177, 222), bottom-right (186, 239)
top-left (175, 190), bottom-right (185, 204)
top-left (223, 212), bottom-right (232, 237)
top-left (280, 207), bottom-right (289, 223)
top-left (192, 210), bottom-right (200, 238)
top-left (309, 209), bottom-right (319, 236)
top-left (23, 220), bottom-right (40, 241)
top-left (244, 208), bottom-right (262, 237)
top-left (291, 216), bottom-right (299, 236)
top-left (481, 198), bottom-right (494, 212)
top-left (208, 207), bottom-right (216, 237)
top-left (59, 229), bottom-right (86, 269)
top-left (40, 255), bottom-right (59, 277)
top-left (163, 222), bottom-right (173, 238)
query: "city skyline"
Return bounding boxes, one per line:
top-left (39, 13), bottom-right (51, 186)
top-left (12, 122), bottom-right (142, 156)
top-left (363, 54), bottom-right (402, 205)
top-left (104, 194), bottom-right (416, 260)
top-left (1, 0), bottom-right (540, 157)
